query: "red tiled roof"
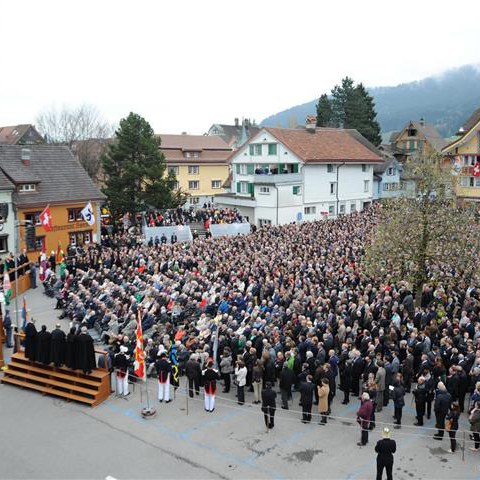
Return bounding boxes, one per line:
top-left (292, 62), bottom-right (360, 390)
top-left (262, 127), bottom-right (382, 163)
top-left (163, 149), bottom-right (231, 164)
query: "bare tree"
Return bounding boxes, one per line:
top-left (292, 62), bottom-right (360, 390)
top-left (36, 104), bottom-right (114, 182)
top-left (364, 153), bottom-right (480, 305)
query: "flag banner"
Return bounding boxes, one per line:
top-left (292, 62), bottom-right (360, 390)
top-left (39, 206), bottom-right (53, 231)
top-left (81, 202), bottom-right (95, 226)
top-left (134, 311), bottom-right (146, 380)
top-left (56, 241), bottom-right (63, 263)
top-left (21, 297), bottom-right (28, 331)
top-left (169, 342), bottom-right (179, 388)
top-left (3, 271), bottom-right (12, 305)
top-left (473, 163), bottom-right (480, 177)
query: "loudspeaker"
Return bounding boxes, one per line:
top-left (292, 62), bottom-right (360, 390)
top-left (0, 203), bottom-right (8, 223)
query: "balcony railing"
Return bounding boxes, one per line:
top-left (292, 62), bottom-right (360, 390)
top-left (253, 172), bottom-right (302, 184)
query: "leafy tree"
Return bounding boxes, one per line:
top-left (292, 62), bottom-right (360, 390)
top-left (102, 112), bottom-right (186, 220)
top-left (364, 153), bottom-right (480, 305)
top-left (315, 94), bottom-right (333, 127)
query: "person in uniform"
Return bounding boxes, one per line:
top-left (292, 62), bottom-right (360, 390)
top-left (203, 359), bottom-right (219, 412)
top-left (374, 427), bottom-right (396, 480)
top-left (261, 381), bottom-right (277, 429)
top-left (24, 318), bottom-right (38, 361)
top-left (114, 345), bottom-right (130, 396)
top-left (50, 324), bottom-right (66, 367)
top-left (75, 326), bottom-right (96, 374)
top-left (65, 326), bottom-right (77, 369)
top-left (156, 350), bottom-right (172, 403)
top-left (36, 325), bottom-right (52, 365)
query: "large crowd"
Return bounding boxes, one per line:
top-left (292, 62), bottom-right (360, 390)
top-left (18, 206), bottom-right (480, 469)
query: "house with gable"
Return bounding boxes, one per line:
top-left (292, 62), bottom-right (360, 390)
top-left (215, 119), bottom-right (382, 226)
top-left (0, 124), bottom-right (44, 145)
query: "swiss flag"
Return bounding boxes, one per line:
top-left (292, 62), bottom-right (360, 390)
top-left (39, 206), bottom-right (53, 231)
top-left (473, 163), bottom-right (480, 177)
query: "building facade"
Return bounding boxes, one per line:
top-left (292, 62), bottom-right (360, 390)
top-left (0, 145), bottom-right (104, 260)
top-left (215, 125), bottom-right (382, 226)
top-left (159, 134), bottom-right (232, 208)
top-left (207, 118), bottom-right (260, 149)
top-left (442, 107), bottom-right (480, 202)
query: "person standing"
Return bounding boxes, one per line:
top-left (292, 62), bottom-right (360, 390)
top-left (203, 360), bottom-right (219, 412)
top-left (36, 325), bottom-right (52, 365)
top-left (434, 382), bottom-right (452, 440)
top-left (24, 318), bottom-right (37, 361)
top-left (50, 324), bottom-right (66, 367)
top-left (445, 401), bottom-right (460, 453)
top-left (412, 376), bottom-right (427, 426)
top-left (317, 378), bottom-right (330, 425)
top-left (299, 375), bottom-right (315, 423)
top-left (185, 353), bottom-right (202, 398)
top-left (357, 392), bottom-right (374, 446)
top-left (342, 357), bottom-right (353, 404)
top-left (468, 401), bottom-right (480, 452)
top-left (3, 310), bottom-right (13, 348)
top-left (65, 326), bottom-right (77, 369)
top-left (252, 359), bottom-right (264, 404)
top-left (392, 379), bottom-right (406, 429)
top-left (219, 350), bottom-right (233, 393)
top-left (375, 427), bottom-right (396, 480)
top-left (261, 381), bottom-right (277, 429)
top-left (375, 361), bottom-right (386, 412)
top-left (75, 326), bottom-right (96, 374)
top-left (156, 351), bottom-right (172, 403)
top-left (235, 359), bottom-right (247, 405)
top-left (114, 346), bottom-right (130, 396)
top-left (279, 362), bottom-right (295, 409)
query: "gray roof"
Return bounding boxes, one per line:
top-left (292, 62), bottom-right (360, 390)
top-left (0, 145), bottom-right (105, 207)
top-left (0, 169), bottom-right (14, 191)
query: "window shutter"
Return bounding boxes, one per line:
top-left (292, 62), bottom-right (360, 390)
top-left (247, 164), bottom-right (254, 175)
top-left (236, 164), bottom-right (240, 174)
top-left (248, 183), bottom-right (254, 195)
top-left (249, 145), bottom-right (254, 155)
top-left (279, 163), bottom-right (285, 173)
top-left (236, 182), bottom-right (241, 193)
top-left (292, 164), bottom-right (299, 173)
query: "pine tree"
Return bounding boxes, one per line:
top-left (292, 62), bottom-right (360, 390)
top-left (315, 94), bottom-right (333, 127)
top-left (330, 77), bottom-right (356, 127)
top-left (102, 112), bottom-right (185, 220)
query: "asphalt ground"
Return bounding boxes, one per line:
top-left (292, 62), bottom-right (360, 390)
top-left (1, 286), bottom-right (479, 479)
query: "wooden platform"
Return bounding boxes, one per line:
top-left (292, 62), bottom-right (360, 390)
top-left (1, 351), bottom-right (111, 407)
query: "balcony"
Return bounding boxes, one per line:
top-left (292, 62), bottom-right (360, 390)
top-left (253, 172), bottom-right (302, 184)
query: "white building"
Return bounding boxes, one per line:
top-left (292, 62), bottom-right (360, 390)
top-left (215, 125), bottom-right (382, 226)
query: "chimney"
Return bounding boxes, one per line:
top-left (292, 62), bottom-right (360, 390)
top-left (305, 115), bottom-right (317, 133)
top-left (419, 117), bottom-right (425, 127)
top-left (181, 131), bottom-right (187, 135)
top-left (234, 118), bottom-right (239, 127)
top-left (21, 148), bottom-right (31, 166)
top-left (244, 118), bottom-right (250, 128)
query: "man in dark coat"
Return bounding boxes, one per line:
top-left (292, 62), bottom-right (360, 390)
top-left (36, 325), bottom-right (52, 365)
top-left (185, 353), bottom-right (202, 398)
top-left (50, 324), bottom-right (66, 367)
top-left (279, 363), bottom-right (295, 409)
top-left (24, 319), bottom-right (37, 361)
top-left (75, 326), bottom-right (96, 374)
top-left (299, 375), bottom-right (315, 423)
top-left (433, 382), bottom-right (452, 439)
top-left (412, 376), bottom-right (427, 426)
top-left (65, 326), bottom-right (77, 369)
top-left (261, 381), bottom-right (277, 429)
top-left (375, 427), bottom-right (396, 480)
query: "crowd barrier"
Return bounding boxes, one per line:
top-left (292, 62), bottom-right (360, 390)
top-left (209, 223), bottom-right (251, 238)
top-left (144, 226), bottom-right (193, 244)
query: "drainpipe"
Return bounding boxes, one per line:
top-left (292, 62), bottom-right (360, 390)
top-left (273, 185), bottom-right (279, 226)
top-left (336, 162), bottom-right (346, 216)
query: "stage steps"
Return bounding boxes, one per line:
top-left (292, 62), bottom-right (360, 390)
top-left (1, 351), bottom-right (111, 407)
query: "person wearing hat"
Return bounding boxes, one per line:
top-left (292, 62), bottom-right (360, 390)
top-left (261, 381), bottom-right (277, 429)
top-left (114, 346), bottom-right (130, 396)
top-left (374, 427), bottom-right (396, 480)
top-left (155, 350), bottom-right (172, 403)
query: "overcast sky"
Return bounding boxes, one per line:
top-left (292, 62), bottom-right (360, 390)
top-left (1, 0), bottom-right (479, 135)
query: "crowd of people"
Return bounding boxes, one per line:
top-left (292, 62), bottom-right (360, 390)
top-left (14, 206), bottom-right (480, 463)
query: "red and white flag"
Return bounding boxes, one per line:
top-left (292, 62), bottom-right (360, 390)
top-left (473, 163), bottom-right (480, 177)
top-left (134, 311), bottom-right (146, 380)
top-left (39, 206), bottom-right (53, 231)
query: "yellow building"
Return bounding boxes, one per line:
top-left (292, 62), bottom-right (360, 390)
top-left (158, 134), bottom-right (232, 207)
top-left (442, 107), bottom-right (480, 202)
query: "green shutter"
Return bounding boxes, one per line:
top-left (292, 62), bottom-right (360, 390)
top-left (279, 163), bottom-right (285, 173)
top-left (268, 143), bottom-right (277, 155)
top-left (249, 145), bottom-right (254, 155)
top-left (236, 182), bottom-right (241, 193)
top-left (247, 164), bottom-right (254, 175)
top-left (236, 164), bottom-right (240, 174)
top-left (248, 183), bottom-right (254, 195)
top-left (292, 164), bottom-right (299, 173)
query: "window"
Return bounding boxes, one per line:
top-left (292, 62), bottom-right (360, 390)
top-left (184, 151), bottom-right (200, 158)
top-left (350, 203), bottom-right (356, 213)
top-left (384, 183), bottom-right (399, 191)
top-left (236, 164), bottom-right (248, 175)
top-left (304, 206), bottom-right (316, 215)
top-left (30, 235), bottom-right (45, 252)
top-left (0, 236), bottom-right (8, 253)
top-left (364, 180), bottom-right (370, 192)
top-left (25, 212), bottom-right (41, 226)
top-left (259, 219), bottom-right (272, 227)
top-left (188, 180), bottom-right (199, 190)
top-left (249, 144), bottom-right (262, 156)
top-left (268, 144), bottom-right (277, 155)
top-left (239, 182), bottom-right (249, 194)
top-left (327, 164), bottom-right (334, 173)
top-left (18, 184), bottom-right (36, 192)
top-left (292, 186), bottom-right (301, 195)
top-left (188, 165), bottom-right (199, 174)
top-left (189, 196), bottom-right (200, 205)
top-left (259, 186), bottom-right (270, 194)
top-left (211, 180), bottom-right (221, 189)
top-left (69, 231), bottom-right (91, 246)
top-left (408, 129), bottom-right (417, 137)
top-left (168, 166), bottom-right (179, 176)
top-left (68, 208), bottom-right (84, 222)
top-left (328, 205), bottom-right (335, 216)
top-left (173, 181), bottom-right (179, 190)
top-left (362, 164), bottom-right (367, 172)
top-left (339, 204), bottom-right (346, 214)
top-left (330, 182), bottom-right (337, 195)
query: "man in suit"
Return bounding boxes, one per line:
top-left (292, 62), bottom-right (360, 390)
top-left (261, 382), bottom-right (277, 429)
top-left (299, 375), bottom-right (315, 423)
top-left (375, 427), bottom-right (396, 480)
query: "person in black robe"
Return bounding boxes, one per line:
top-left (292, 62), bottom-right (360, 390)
top-left (36, 325), bottom-right (52, 365)
top-left (75, 326), bottom-right (96, 374)
top-left (50, 324), bottom-right (66, 367)
top-left (24, 320), bottom-right (38, 361)
top-left (65, 327), bottom-right (77, 369)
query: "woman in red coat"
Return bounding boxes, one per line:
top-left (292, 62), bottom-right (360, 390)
top-left (357, 392), bottom-right (374, 446)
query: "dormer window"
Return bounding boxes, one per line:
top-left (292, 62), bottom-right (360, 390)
top-left (407, 129), bottom-right (417, 137)
top-left (184, 151), bottom-right (200, 158)
top-left (18, 184), bottom-right (36, 192)
top-left (21, 148), bottom-right (31, 160)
